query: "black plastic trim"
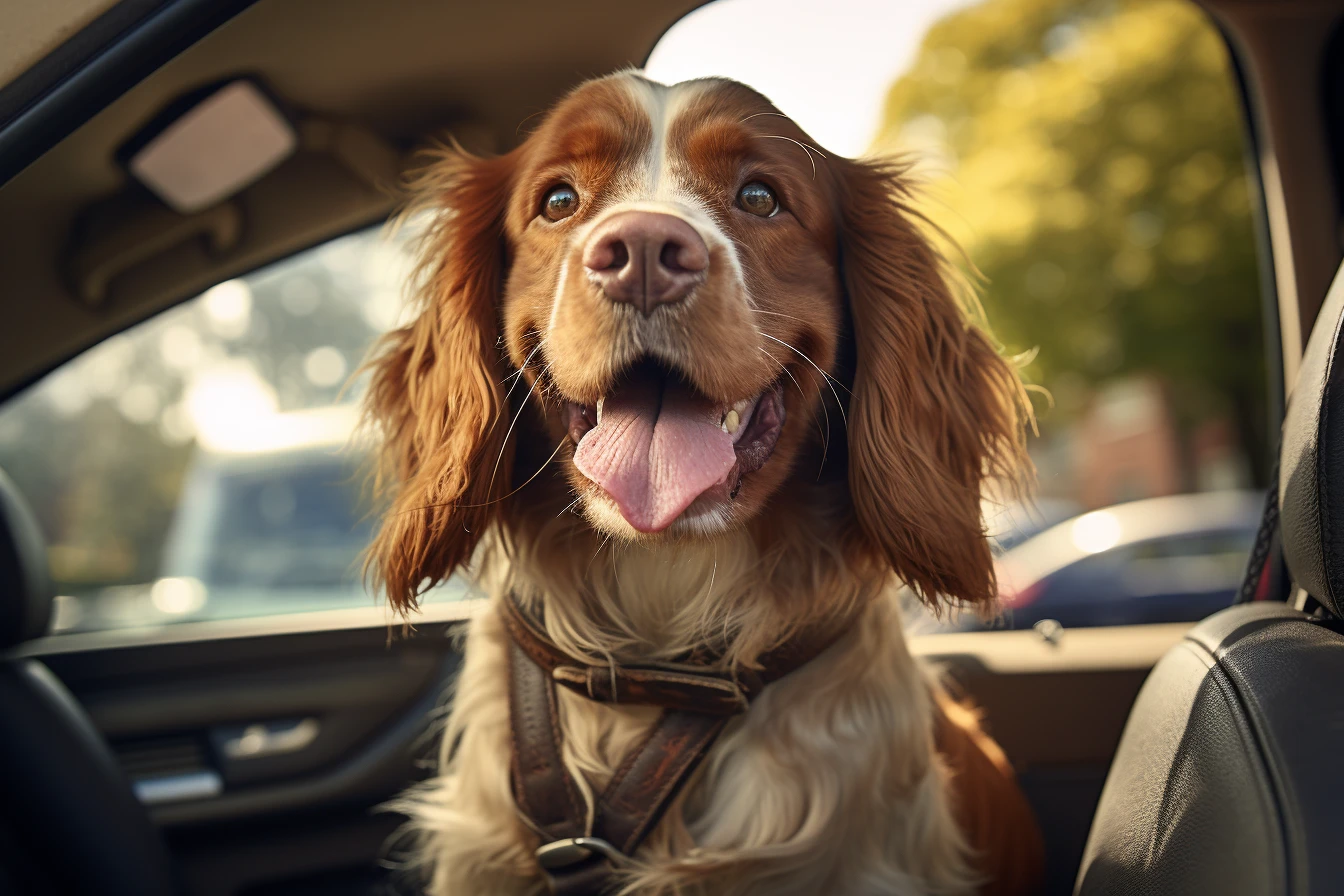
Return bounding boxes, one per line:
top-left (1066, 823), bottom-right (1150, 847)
top-left (0, 0), bottom-right (168, 128)
top-left (0, 0), bottom-right (261, 187)
top-left (1219, 21), bottom-right (1287, 473)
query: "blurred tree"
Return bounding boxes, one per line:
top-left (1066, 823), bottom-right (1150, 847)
top-left (874, 0), bottom-right (1268, 482)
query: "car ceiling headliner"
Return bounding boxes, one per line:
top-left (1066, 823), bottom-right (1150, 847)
top-left (0, 0), bottom-right (705, 398)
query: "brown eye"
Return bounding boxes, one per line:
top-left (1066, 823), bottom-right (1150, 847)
top-left (543, 185), bottom-right (579, 221)
top-left (737, 181), bottom-right (778, 217)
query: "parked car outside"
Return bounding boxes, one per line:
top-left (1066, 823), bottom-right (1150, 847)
top-left (907, 491), bottom-right (1261, 634)
top-left (984, 497), bottom-right (1082, 555)
top-left (52, 406), bottom-right (473, 632)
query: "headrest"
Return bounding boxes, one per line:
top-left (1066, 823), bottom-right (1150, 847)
top-left (1282, 264), bottom-right (1344, 618)
top-left (0, 468), bottom-right (52, 647)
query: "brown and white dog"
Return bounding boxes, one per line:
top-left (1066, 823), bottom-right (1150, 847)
top-left (366, 71), bottom-right (1042, 896)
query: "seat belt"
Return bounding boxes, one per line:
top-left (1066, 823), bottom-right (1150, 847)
top-left (1236, 447), bottom-right (1283, 604)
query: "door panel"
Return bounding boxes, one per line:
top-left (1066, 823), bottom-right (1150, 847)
top-left (20, 603), bottom-right (471, 895)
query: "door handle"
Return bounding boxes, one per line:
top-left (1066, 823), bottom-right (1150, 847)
top-left (218, 717), bottom-right (320, 760)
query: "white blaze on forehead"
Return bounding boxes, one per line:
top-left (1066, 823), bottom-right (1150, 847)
top-left (591, 74), bottom-right (745, 284)
top-left (621, 74), bottom-right (709, 203)
top-left (546, 74), bottom-right (748, 342)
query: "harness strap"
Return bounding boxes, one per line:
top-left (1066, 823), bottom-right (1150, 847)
top-left (503, 594), bottom-right (845, 894)
top-left (596, 708), bottom-right (727, 857)
top-left (508, 638), bottom-right (726, 894)
top-left (501, 596), bottom-right (749, 715)
top-left (508, 637), bottom-right (586, 844)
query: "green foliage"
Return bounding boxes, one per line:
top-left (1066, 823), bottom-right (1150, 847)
top-left (875, 0), bottom-right (1267, 466)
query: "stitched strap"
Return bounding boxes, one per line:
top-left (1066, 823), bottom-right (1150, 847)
top-left (500, 594), bottom-right (837, 716)
top-left (547, 859), bottom-right (617, 896)
top-left (596, 710), bottom-right (727, 855)
top-left (508, 631), bottom-right (729, 894)
top-left (509, 638), bottom-right (587, 842)
top-left (504, 594), bottom-right (846, 894)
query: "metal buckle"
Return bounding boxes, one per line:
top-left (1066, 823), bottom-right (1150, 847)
top-left (535, 836), bottom-right (628, 870)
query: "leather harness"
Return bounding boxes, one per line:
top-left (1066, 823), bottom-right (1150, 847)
top-left (500, 595), bottom-right (843, 895)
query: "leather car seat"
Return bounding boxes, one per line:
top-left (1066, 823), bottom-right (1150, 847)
top-left (0, 468), bottom-right (177, 895)
top-left (1074, 262), bottom-right (1344, 895)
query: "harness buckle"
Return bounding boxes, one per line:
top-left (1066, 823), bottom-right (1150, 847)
top-left (536, 836), bottom-right (628, 870)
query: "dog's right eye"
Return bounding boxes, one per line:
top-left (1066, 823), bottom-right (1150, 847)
top-left (737, 182), bottom-right (779, 217)
top-left (542, 185), bottom-right (579, 221)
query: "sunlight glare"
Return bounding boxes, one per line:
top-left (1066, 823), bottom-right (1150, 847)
top-left (202, 279), bottom-right (253, 339)
top-left (1070, 511), bottom-right (1123, 554)
top-left (185, 362), bottom-right (279, 451)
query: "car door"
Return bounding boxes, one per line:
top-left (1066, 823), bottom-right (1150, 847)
top-left (0, 1), bottom-right (1302, 895)
top-left (1, 224), bottom-right (480, 896)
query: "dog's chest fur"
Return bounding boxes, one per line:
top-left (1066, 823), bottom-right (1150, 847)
top-left (391, 536), bottom-right (978, 896)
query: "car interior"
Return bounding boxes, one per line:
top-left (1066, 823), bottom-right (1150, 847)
top-left (2, 0), bottom-right (1343, 894)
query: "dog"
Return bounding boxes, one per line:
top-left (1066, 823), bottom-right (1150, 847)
top-left (365, 71), bottom-right (1042, 896)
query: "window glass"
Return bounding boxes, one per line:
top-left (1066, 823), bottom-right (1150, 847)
top-left (650, 0), bottom-right (1270, 633)
top-left (0, 229), bottom-right (474, 634)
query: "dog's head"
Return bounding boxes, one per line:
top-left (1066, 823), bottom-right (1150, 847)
top-left (365, 73), bottom-right (1029, 616)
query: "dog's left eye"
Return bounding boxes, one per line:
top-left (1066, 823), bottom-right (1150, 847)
top-left (542, 185), bottom-right (579, 221)
top-left (737, 182), bottom-right (778, 217)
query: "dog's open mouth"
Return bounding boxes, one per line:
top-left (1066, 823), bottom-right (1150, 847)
top-left (563, 362), bottom-right (785, 533)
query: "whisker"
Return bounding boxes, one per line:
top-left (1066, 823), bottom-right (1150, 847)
top-left (515, 107), bottom-right (548, 137)
top-left (589, 531), bottom-right (614, 570)
top-left (487, 363), bottom-right (545, 494)
top-left (704, 545), bottom-right (718, 605)
top-left (759, 331), bottom-right (849, 429)
top-left (739, 111), bottom-right (793, 123)
top-left (757, 135), bottom-right (827, 179)
top-left (497, 435), bottom-right (567, 502)
top-left (401, 435), bottom-right (568, 515)
top-left (555, 495), bottom-right (583, 520)
top-left (752, 308), bottom-right (811, 326)
top-left (500, 338), bottom-right (545, 394)
top-left (758, 330), bottom-right (850, 395)
top-left (759, 347), bottom-right (830, 471)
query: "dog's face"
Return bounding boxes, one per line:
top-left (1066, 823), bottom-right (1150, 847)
top-left (497, 77), bottom-right (842, 538)
top-left (366, 73), bottom-right (1028, 614)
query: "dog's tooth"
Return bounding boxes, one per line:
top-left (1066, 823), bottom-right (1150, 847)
top-left (596, 398), bottom-right (604, 423)
top-left (725, 409), bottom-right (740, 434)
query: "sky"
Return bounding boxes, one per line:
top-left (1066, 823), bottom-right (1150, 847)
top-left (644, 0), bottom-right (976, 158)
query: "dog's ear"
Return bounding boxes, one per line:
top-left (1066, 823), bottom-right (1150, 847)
top-left (837, 156), bottom-right (1030, 613)
top-left (363, 146), bottom-right (517, 615)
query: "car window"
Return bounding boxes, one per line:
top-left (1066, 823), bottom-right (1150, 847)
top-left (0, 228), bottom-right (477, 634)
top-left (656, 0), bottom-right (1272, 633)
top-left (2, 0), bottom-right (1269, 637)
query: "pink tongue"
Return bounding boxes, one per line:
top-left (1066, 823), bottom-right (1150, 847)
top-left (573, 375), bottom-right (736, 532)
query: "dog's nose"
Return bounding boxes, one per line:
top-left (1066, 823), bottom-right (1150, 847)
top-left (582, 211), bottom-right (708, 313)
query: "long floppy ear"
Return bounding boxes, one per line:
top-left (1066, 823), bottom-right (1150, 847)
top-left (363, 146), bottom-right (517, 614)
top-left (838, 156), bottom-right (1031, 612)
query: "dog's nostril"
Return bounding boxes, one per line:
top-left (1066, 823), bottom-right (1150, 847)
top-left (660, 241), bottom-right (688, 273)
top-left (659, 234), bottom-right (708, 276)
top-left (607, 240), bottom-right (630, 271)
